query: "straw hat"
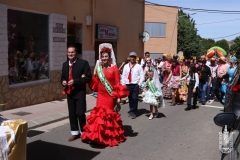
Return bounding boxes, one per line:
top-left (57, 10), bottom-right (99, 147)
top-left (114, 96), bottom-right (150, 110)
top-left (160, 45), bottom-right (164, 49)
top-left (210, 57), bottom-right (216, 61)
top-left (219, 56), bottom-right (226, 63)
top-left (201, 55), bottom-right (206, 59)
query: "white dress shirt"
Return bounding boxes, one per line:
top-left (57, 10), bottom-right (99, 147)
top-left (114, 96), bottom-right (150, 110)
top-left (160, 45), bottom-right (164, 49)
top-left (180, 72), bottom-right (199, 89)
top-left (206, 61), bottom-right (211, 67)
top-left (121, 63), bottom-right (144, 85)
top-left (208, 65), bottom-right (218, 78)
top-left (158, 61), bottom-right (165, 73)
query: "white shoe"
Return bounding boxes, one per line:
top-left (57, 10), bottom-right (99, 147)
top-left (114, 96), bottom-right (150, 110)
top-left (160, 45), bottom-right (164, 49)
top-left (153, 112), bottom-right (158, 118)
top-left (149, 114), bottom-right (153, 120)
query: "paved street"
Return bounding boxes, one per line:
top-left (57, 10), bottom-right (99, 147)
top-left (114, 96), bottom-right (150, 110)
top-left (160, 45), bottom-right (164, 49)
top-left (27, 99), bottom-right (223, 160)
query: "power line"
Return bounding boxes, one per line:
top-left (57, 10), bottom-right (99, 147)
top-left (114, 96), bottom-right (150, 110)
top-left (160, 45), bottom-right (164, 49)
top-left (180, 9), bottom-right (240, 14)
top-left (145, 1), bottom-right (240, 14)
top-left (210, 32), bottom-right (240, 40)
top-left (180, 7), bottom-right (240, 13)
top-left (196, 18), bottom-right (240, 25)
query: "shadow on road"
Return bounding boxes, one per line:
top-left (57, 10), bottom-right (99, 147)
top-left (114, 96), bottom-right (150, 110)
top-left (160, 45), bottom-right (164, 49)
top-left (27, 140), bottom-right (100, 160)
top-left (123, 125), bottom-right (138, 137)
top-left (144, 112), bottom-right (166, 118)
top-left (137, 108), bottom-right (148, 117)
top-left (157, 112), bottom-right (166, 118)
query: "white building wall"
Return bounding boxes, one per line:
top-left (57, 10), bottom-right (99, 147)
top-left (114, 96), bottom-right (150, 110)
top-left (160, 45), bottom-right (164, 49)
top-left (82, 50), bottom-right (95, 67)
top-left (49, 13), bottom-right (67, 71)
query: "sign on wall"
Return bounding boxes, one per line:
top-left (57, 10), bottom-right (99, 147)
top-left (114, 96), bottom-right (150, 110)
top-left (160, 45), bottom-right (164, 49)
top-left (53, 23), bottom-right (66, 33)
top-left (96, 24), bottom-right (119, 40)
top-left (53, 23), bottom-right (66, 42)
top-left (53, 37), bottom-right (65, 42)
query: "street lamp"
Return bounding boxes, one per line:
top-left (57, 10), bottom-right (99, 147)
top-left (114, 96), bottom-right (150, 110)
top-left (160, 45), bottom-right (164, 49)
top-left (177, 13), bottom-right (196, 22)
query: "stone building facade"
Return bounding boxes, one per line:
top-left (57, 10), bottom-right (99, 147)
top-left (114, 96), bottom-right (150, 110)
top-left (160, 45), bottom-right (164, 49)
top-left (0, 0), bottom-right (144, 110)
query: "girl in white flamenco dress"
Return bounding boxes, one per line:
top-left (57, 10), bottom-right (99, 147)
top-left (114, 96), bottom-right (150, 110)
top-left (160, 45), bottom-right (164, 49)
top-left (141, 68), bottom-right (165, 120)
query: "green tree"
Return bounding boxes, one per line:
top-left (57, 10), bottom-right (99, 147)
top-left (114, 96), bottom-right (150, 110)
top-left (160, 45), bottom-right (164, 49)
top-left (215, 39), bottom-right (229, 54)
top-left (230, 36), bottom-right (240, 60)
top-left (200, 38), bottom-right (215, 53)
top-left (177, 9), bottom-right (200, 59)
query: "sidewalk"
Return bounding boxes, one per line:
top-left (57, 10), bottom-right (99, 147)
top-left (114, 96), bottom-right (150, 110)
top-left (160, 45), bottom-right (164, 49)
top-left (0, 94), bottom-right (96, 129)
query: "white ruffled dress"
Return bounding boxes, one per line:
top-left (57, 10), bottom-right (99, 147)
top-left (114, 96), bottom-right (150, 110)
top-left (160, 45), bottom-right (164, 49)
top-left (141, 80), bottom-right (163, 107)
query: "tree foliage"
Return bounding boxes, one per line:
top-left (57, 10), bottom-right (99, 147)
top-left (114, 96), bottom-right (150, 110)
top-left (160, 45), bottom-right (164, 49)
top-left (177, 10), bottom-right (240, 59)
top-left (177, 9), bottom-right (200, 59)
top-left (198, 38), bottom-right (215, 56)
top-left (215, 39), bottom-right (229, 54)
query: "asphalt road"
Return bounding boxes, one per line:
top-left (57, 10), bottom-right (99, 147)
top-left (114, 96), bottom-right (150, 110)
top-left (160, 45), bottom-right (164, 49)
top-left (27, 100), bottom-right (223, 160)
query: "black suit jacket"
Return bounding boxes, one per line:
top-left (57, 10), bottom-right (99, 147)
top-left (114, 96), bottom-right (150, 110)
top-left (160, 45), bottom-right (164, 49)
top-left (61, 58), bottom-right (92, 92)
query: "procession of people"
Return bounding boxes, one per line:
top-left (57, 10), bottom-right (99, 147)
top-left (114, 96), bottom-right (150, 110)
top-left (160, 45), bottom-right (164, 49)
top-left (61, 43), bottom-right (238, 147)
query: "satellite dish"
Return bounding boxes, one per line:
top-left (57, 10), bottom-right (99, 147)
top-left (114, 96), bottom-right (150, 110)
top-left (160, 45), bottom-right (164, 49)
top-left (141, 31), bottom-right (150, 42)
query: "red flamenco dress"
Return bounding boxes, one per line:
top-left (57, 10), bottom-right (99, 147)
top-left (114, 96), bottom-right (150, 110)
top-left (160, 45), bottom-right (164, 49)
top-left (81, 65), bottom-right (129, 146)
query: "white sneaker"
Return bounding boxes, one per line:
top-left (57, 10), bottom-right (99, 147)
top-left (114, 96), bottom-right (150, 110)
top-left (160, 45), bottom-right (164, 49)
top-left (149, 114), bottom-right (153, 120)
top-left (153, 112), bottom-right (158, 118)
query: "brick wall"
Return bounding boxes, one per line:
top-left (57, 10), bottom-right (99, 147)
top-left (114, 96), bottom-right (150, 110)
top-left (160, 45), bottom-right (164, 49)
top-left (0, 4), bottom-right (8, 76)
top-left (144, 4), bottom-right (178, 55)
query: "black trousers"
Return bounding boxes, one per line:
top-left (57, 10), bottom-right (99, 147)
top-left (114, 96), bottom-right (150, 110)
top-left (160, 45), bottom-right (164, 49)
top-left (214, 78), bottom-right (223, 103)
top-left (187, 82), bottom-right (198, 106)
top-left (127, 84), bottom-right (139, 115)
top-left (67, 89), bottom-right (86, 135)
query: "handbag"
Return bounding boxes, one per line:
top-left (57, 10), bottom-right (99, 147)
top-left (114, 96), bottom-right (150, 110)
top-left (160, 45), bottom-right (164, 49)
top-left (114, 102), bottom-right (121, 112)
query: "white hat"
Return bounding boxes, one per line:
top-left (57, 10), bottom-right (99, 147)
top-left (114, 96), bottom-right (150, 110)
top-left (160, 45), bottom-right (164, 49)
top-left (129, 52), bottom-right (137, 57)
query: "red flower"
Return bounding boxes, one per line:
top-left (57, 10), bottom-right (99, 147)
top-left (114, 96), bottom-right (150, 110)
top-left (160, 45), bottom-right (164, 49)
top-left (100, 47), bottom-right (112, 53)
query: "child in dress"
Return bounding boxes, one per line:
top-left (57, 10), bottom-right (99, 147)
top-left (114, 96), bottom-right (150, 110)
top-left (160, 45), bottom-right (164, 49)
top-left (141, 68), bottom-right (165, 120)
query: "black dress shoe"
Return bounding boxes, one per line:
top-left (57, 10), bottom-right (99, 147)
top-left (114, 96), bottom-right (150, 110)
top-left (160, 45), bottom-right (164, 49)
top-left (192, 105), bottom-right (197, 109)
top-left (202, 101), bottom-right (206, 105)
top-left (68, 135), bottom-right (80, 141)
top-left (184, 106), bottom-right (191, 111)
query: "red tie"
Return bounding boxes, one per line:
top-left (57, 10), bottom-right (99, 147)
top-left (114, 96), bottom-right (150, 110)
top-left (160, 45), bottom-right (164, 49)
top-left (128, 64), bottom-right (135, 83)
top-left (62, 64), bottom-right (74, 95)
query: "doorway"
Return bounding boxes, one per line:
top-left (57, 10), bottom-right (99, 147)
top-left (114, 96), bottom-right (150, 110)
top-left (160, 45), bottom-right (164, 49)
top-left (67, 23), bottom-right (82, 56)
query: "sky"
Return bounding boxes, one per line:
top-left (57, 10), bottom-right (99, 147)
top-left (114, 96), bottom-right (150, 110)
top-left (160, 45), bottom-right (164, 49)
top-left (147, 0), bottom-right (240, 41)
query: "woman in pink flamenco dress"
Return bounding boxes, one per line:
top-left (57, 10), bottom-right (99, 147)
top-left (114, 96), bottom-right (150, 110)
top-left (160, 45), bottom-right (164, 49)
top-left (81, 43), bottom-right (129, 147)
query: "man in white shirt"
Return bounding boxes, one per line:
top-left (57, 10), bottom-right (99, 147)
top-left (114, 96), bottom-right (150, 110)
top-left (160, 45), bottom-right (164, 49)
top-left (140, 52), bottom-right (153, 69)
top-left (122, 52), bottom-right (144, 119)
top-left (207, 57), bottom-right (218, 100)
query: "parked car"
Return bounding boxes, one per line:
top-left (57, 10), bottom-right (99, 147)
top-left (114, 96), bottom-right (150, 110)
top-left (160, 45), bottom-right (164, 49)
top-left (214, 65), bottom-right (240, 160)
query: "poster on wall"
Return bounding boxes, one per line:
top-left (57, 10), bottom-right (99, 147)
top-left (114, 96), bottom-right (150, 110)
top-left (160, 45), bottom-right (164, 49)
top-left (96, 24), bottom-right (119, 40)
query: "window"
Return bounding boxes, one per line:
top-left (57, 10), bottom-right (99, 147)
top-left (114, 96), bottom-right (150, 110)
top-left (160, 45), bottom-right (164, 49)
top-left (7, 9), bottom-right (49, 85)
top-left (144, 22), bottom-right (166, 37)
top-left (150, 53), bottom-right (163, 60)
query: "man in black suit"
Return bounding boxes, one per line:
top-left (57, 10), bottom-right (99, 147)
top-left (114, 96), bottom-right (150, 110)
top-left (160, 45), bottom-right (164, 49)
top-left (61, 45), bottom-right (92, 141)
